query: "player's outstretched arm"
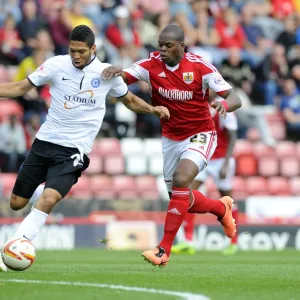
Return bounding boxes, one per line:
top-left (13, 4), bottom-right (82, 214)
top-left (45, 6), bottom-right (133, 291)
top-left (0, 79), bottom-right (34, 98)
top-left (102, 66), bottom-right (128, 84)
top-left (118, 91), bottom-right (170, 120)
top-left (211, 89), bottom-right (242, 117)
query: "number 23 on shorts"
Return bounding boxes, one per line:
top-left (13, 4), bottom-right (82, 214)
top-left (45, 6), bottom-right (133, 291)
top-left (189, 133), bottom-right (208, 145)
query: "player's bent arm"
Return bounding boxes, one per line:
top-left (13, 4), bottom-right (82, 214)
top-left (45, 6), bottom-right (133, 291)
top-left (118, 91), bottom-right (170, 120)
top-left (0, 79), bottom-right (34, 98)
top-left (102, 66), bottom-right (129, 84)
top-left (221, 89), bottom-right (242, 112)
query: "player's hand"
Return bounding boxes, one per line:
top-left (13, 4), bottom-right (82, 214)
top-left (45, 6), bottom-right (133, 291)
top-left (152, 106), bottom-right (170, 120)
top-left (211, 100), bottom-right (227, 119)
top-left (219, 162), bottom-right (228, 179)
top-left (101, 66), bottom-right (123, 80)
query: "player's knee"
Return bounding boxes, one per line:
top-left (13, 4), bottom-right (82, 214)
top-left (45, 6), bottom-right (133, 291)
top-left (173, 172), bottom-right (190, 188)
top-left (38, 189), bottom-right (61, 211)
top-left (10, 195), bottom-right (27, 211)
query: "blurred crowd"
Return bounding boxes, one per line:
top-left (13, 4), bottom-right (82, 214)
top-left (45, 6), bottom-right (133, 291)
top-left (1, 0), bottom-right (300, 173)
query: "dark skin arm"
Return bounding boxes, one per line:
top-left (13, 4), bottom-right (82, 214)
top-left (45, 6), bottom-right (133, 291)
top-left (0, 79), bottom-right (34, 98)
top-left (210, 89), bottom-right (242, 118)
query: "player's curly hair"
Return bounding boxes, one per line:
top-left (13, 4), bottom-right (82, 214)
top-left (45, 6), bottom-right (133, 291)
top-left (69, 25), bottom-right (95, 48)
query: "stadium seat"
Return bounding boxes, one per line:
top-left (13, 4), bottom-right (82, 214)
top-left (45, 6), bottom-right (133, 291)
top-left (148, 153), bottom-right (164, 175)
top-left (257, 155), bottom-right (279, 177)
top-left (117, 189), bottom-right (139, 200)
top-left (233, 139), bottom-right (254, 157)
top-left (232, 176), bottom-right (247, 200)
top-left (296, 142), bottom-right (300, 157)
top-left (236, 154), bottom-right (257, 176)
top-left (91, 138), bottom-right (121, 156)
top-left (276, 141), bottom-right (296, 157)
top-left (279, 156), bottom-right (300, 177)
top-left (103, 154), bottom-right (125, 175)
top-left (135, 175), bottom-right (159, 201)
top-left (246, 128), bottom-right (260, 142)
top-left (120, 138), bottom-right (144, 156)
top-left (268, 120), bottom-right (286, 140)
top-left (143, 138), bottom-right (162, 155)
top-left (246, 177), bottom-right (269, 195)
top-left (125, 154), bottom-right (147, 175)
top-left (69, 175), bottom-right (92, 200)
top-left (0, 173), bottom-right (17, 197)
top-left (252, 142), bottom-right (276, 157)
top-left (113, 175), bottom-right (135, 191)
top-left (84, 155), bottom-right (102, 175)
top-left (267, 177), bottom-right (290, 195)
top-left (0, 100), bottom-right (23, 121)
top-left (290, 177), bottom-right (300, 195)
top-left (135, 175), bottom-right (157, 189)
top-left (90, 175), bottom-right (115, 200)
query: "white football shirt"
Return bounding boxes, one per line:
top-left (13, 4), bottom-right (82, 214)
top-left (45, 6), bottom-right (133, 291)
top-left (28, 55), bottom-right (128, 154)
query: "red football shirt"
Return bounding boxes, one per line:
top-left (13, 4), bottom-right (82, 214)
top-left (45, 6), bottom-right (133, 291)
top-left (211, 110), bottom-right (238, 159)
top-left (124, 52), bottom-right (232, 141)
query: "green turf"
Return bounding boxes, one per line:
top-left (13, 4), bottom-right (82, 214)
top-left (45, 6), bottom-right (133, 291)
top-left (1, 249), bottom-right (300, 300)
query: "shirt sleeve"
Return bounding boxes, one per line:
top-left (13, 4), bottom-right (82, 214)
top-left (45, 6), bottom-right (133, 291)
top-left (124, 59), bottom-right (151, 85)
top-left (107, 76), bottom-right (129, 98)
top-left (27, 57), bottom-right (55, 86)
top-left (223, 112), bottom-right (238, 131)
top-left (202, 72), bottom-right (232, 96)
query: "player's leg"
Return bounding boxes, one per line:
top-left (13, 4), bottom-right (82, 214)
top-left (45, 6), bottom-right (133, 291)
top-left (216, 158), bottom-right (238, 255)
top-left (171, 173), bottom-right (205, 254)
top-left (185, 135), bottom-right (236, 239)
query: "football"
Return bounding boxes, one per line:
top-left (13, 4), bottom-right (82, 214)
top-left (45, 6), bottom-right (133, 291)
top-left (1, 237), bottom-right (36, 271)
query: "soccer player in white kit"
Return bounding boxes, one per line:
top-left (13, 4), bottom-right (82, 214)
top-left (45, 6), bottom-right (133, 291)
top-left (0, 25), bottom-right (169, 271)
top-left (102, 24), bottom-right (242, 267)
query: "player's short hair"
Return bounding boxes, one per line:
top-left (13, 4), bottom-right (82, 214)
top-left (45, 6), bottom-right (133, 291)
top-left (161, 25), bottom-right (185, 43)
top-left (69, 25), bottom-right (95, 48)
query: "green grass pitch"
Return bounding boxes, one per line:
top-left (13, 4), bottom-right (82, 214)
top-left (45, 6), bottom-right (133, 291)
top-left (1, 249), bottom-right (299, 300)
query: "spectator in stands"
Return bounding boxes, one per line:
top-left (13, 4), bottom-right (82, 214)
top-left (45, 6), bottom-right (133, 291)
top-left (0, 13), bottom-right (24, 65)
top-left (276, 15), bottom-right (297, 54)
top-left (24, 113), bottom-right (40, 151)
top-left (280, 78), bottom-right (300, 141)
top-left (48, 6), bottom-right (72, 55)
top-left (0, 114), bottom-right (26, 172)
top-left (106, 6), bottom-right (141, 50)
top-left (0, 0), bottom-right (22, 27)
top-left (220, 47), bottom-right (254, 97)
top-left (14, 48), bottom-right (48, 120)
top-left (17, 0), bottom-right (48, 56)
top-left (254, 44), bottom-right (289, 105)
top-left (69, 1), bottom-right (96, 32)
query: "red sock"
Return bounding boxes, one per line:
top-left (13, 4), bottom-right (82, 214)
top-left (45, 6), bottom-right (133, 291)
top-left (231, 206), bottom-right (239, 244)
top-left (183, 213), bottom-right (196, 242)
top-left (188, 190), bottom-right (225, 218)
top-left (159, 187), bottom-right (190, 256)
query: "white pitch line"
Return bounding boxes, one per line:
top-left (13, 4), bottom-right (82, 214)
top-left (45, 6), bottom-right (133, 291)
top-left (2, 279), bottom-right (210, 300)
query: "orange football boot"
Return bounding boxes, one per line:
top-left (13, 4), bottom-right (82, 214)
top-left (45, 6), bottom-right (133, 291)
top-left (141, 246), bottom-right (169, 267)
top-left (218, 196), bottom-right (236, 238)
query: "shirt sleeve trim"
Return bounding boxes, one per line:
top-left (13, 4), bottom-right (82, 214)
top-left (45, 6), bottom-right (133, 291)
top-left (115, 89), bottom-right (129, 99)
top-left (27, 76), bottom-right (37, 87)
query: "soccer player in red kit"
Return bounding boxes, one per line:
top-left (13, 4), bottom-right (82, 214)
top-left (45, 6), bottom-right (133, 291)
top-left (102, 25), bottom-right (242, 267)
top-left (172, 107), bottom-right (239, 255)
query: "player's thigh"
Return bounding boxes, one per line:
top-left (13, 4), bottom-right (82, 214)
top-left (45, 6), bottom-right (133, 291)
top-left (180, 131), bottom-right (218, 174)
top-left (162, 136), bottom-right (183, 192)
top-left (215, 158), bottom-right (236, 191)
top-left (12, 151), bottom-right (48, 202)
top-left (45, 172), bottom-right (78, 199)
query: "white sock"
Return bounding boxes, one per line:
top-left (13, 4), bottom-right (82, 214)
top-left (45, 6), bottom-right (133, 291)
top-left (14, 209), bottom-right (48, 241)
top-left (29, 185), bottom-right (44, 205)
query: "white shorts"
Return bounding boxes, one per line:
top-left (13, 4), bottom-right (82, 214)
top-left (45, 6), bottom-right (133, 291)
top-left (163, 131), bottom-right (217, 192)
top-left (194, 157), bottom-right (235, 191)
